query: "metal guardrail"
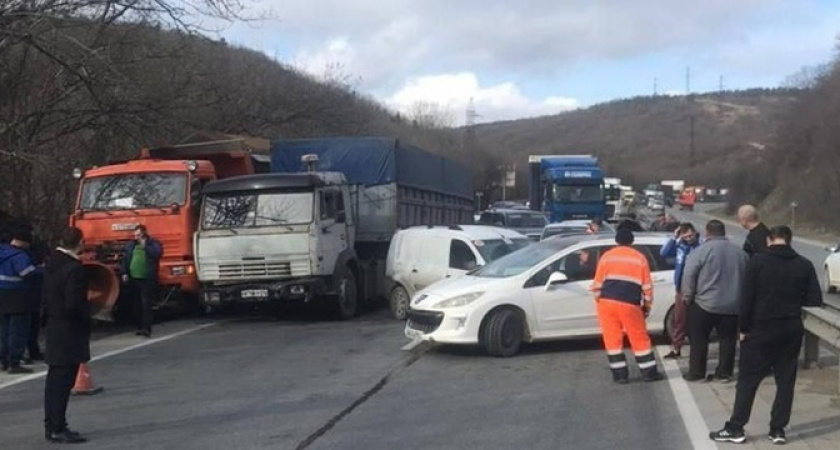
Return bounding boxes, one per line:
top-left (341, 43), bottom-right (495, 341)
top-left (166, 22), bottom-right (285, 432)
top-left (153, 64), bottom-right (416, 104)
top-left (802, 305), bottom-right (840, 393)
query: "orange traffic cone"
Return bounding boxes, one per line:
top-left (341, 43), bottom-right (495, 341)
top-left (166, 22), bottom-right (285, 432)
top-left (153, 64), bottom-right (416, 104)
top-left (70, 363), bottom-right (104, 396)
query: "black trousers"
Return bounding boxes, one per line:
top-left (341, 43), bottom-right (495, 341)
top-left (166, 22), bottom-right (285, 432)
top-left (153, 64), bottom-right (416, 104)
top-left (129, 279), bottom-right (156, 332)
top-left (728, 320), bottom-right (803, 431)
top-left (687, 302), bottom-right (738, 378)
top-left (28, 311), bottom-right (42, 357)
top-left (44, 363), bottom-right (80, 433)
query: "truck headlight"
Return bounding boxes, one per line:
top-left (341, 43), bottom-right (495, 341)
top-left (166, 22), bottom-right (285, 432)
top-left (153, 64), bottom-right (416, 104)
top-left (433, 292), bottom-right (484, 309)
top-left (170, 265), bottom-right (194, 276)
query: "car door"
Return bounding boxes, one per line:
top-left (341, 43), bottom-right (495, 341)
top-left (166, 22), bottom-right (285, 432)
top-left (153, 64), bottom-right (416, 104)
top-left (445, 239), bottom-right (480, 279)
top-left (407, 235), bottom-right (448, 293)
top-left (525, 244), bottom-right (610, 338)
top-left (827, 242), bottom-right (840, 287)
top-left (638, 244), bottom-right (676, 327)
top-left (317, 188), bottom-right (347, 273)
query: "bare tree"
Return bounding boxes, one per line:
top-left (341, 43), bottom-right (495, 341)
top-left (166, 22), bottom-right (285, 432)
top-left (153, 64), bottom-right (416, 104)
top-left (404, 101), bottom-right (455, 129)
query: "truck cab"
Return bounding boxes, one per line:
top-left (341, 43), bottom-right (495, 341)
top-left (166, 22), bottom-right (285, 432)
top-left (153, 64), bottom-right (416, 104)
top-left (69, 139), bottom-right (266, 316)
top-left (528, 155), bottom-right (607, 223)
top-left (195, 170), bottom-right (360, 318)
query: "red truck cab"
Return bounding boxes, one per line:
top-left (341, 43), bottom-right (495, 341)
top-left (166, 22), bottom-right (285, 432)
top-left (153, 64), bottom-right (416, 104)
top-left (69, 139), bottom-right (267, 314)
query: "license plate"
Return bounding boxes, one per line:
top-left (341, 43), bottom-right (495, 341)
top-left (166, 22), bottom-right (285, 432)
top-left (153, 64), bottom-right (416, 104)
top-left (241, 289), bottom-right (268, 299)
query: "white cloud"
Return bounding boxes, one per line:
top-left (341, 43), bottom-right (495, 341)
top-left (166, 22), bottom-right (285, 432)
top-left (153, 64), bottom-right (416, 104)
top-left (385, 73), bottom-right (579, 125)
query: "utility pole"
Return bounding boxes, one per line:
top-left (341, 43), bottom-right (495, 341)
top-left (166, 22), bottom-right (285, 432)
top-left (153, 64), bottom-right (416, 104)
top-left (653, 77), bottom-right (658, 96)
top-left (685, 66), bottom-right (691, 95)
top-left (463, 97), bottom-right (481, 191)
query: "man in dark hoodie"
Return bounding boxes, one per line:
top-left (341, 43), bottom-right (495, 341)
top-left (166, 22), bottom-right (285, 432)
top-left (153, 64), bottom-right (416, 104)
top-left (710, 226), bottom-right (823, 445)
top-left (42, 227), bottom-right (90, 444)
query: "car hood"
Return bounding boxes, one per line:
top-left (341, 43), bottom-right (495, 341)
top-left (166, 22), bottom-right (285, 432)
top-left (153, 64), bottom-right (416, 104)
top-left (410, 274), bottom-right (512, 308)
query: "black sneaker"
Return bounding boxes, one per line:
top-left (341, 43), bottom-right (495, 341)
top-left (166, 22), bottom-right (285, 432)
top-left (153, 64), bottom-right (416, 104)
top-left (663, 350), bottom-right (681, 360)
top-left (710, 426), bottom-right (746, 443)
top-left (769, 429), bottom-right (786, 445)
top-left (683, 373), bottom-right (706, 382)
top-left (46, 428), bottom-right (86, 444)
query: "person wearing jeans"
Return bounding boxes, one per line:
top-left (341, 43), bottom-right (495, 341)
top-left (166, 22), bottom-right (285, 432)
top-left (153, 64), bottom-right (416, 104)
top-left (660, 222), bottom-right (700, 359)
top-left (681, 220), bottom-right (747, 382)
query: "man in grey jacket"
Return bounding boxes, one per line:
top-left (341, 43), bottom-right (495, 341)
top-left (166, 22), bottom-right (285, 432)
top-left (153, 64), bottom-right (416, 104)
top-left (681, 220), bottom-right (748, 382)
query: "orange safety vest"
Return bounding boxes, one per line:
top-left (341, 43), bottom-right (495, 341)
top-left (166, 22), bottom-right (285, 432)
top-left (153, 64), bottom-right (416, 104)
top-left (590, 246), bottom-right (653, 305)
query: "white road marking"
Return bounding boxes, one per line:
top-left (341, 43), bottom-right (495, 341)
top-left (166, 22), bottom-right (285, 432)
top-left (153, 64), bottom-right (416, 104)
top-left (657, 345), bottom-right (721, 450)
top-left (0, 322), bottom-right (218, 391)
top-left (400, 338), bottom-right (424, 351)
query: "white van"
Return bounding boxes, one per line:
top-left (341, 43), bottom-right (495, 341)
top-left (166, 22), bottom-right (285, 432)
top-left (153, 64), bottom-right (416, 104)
top-left (386, 225), bottom-right (530, 319)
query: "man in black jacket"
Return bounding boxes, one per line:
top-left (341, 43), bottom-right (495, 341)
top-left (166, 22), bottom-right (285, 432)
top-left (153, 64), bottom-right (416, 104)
top-left (738, 204), bottom-right (770, 257)
top-left (42, 227), bottom-right (90, 444)
top-left (710, 225), bottom-right (823, 445)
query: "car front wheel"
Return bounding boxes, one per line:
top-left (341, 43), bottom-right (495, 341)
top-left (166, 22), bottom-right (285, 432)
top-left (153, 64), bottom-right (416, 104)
top-left (481, 309), bottom-right (524, 357)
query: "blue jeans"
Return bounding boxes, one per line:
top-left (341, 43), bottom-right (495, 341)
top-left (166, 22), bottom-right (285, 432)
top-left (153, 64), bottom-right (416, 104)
top-left (1, 313), bottom-right (31, 368)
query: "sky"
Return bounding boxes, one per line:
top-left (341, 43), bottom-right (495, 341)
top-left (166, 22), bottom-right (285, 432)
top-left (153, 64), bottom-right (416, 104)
top-left (216, 0), bottom-right (840, 125)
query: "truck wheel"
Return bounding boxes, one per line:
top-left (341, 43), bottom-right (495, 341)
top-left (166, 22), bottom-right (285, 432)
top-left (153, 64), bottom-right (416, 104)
top-left (333, 268), bottom-right (358, 320)
top-left (481, 309), bottom-right (523, 357)
top-left (389, 285), bottom-right (410, 320)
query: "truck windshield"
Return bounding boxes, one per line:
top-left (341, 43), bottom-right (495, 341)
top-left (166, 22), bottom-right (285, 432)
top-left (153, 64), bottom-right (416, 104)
top-left (81, 173), bottom-right (187, 211)
top-left (202, 192), bottom-right (314, 229)
top-left (551, 184), bottom-right (604, 203)
top-left (605, 186), bottom-right (621, 201)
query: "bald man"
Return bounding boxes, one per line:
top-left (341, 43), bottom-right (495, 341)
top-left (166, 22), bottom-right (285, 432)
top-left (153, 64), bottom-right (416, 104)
top-left (737, 205), bottom-right (770, 258)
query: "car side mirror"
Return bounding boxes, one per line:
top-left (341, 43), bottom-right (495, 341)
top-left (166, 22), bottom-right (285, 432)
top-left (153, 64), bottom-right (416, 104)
top-left (336, 211), bottom-right (346, 223)
top-left (545, 271), bottom-right (568, 291)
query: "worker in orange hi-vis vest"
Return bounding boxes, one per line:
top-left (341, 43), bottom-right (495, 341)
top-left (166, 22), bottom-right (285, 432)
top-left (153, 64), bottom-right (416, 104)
top-left (590, 228), bottom-right (664, 384)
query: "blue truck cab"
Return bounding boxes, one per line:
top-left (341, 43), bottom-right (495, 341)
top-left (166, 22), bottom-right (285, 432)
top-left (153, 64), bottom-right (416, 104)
top-left (527, 155), bottom-right (606, 223)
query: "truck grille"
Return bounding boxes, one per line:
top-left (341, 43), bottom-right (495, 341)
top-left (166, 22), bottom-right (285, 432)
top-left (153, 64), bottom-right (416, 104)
top-left (218, 261), bottom-right (292, 279)
top-left (92, 240), bottom-right (132, 269)
top-left (406, 309), bottom-right (444, 334)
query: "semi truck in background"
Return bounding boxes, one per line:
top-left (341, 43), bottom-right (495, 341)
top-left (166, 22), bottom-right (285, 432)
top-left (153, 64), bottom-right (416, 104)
top-left (527, 155), bottom-right (606, 223)
top-left (69, 139), bottom-right (269, 319)
top-left (194, 137), bottom-right (474, 319)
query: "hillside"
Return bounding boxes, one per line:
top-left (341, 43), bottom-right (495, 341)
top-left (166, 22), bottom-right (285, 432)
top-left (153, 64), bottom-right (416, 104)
top-left (473, 89), bottom-right (798, 199)
top-left (0, 14), bottom-right (468, 239)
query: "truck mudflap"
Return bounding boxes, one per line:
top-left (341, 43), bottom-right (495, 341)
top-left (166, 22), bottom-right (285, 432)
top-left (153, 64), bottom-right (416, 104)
top-left (200, 277), bottom-right (328, 307)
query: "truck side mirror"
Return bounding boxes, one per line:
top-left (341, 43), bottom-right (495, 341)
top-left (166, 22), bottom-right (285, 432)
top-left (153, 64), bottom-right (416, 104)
top-left (545, 271), bottom-right (568, 291)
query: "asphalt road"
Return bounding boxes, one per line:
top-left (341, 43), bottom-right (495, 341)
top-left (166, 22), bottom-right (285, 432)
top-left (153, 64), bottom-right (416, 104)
top-left (0, 305), bottom-right (693, 450)
top-left (2, 203), bottom-right (835, 449)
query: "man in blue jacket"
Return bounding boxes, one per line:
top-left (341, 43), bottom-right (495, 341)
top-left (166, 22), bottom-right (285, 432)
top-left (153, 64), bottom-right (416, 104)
top-left (0, 228), bottom-right (42, 373)
top-left (120, 225), bottom-right (162, 337)
top-left (660, 222), bottom-right (700, 359)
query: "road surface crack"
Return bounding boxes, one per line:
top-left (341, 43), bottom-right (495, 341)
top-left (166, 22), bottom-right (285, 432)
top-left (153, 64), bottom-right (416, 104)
top-left (294, 342), bottom-right (433, 450)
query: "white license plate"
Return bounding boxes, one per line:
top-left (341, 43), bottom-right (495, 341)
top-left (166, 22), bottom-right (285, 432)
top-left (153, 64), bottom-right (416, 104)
top-left (241, 289), bottom-right (268, 299)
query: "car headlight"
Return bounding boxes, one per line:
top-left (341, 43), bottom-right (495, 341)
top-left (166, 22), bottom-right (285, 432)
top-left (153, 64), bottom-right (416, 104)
top-left (433, 292), bottom-right (484, 309)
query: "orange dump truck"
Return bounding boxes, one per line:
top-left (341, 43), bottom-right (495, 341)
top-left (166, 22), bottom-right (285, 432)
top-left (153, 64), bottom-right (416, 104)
top-left (68, 139), bottom-right (268, 319)
top-left (678, 187), bottom-right (697, 211)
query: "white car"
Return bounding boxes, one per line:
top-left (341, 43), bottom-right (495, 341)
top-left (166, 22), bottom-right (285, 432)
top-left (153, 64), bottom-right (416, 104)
top-left (386, 225), bottom-right (531, 320)
top-left (823, 242), bottom-right (840, 293)
top-left (404, 233), bottom-right (677, 356)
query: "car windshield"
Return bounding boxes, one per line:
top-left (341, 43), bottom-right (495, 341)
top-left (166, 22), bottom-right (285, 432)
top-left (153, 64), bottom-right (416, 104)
top-left (505, 213), bottom-right (548, 228)
top-left (80, 172), bottom-right (187, 211)
top-left (551, 184), bottom-right (605, 203)
top-left (472, 239), bottom-right (576, 278)
top-left (474, 238), bottom-right (531, 262)
top-left (542, 226), bottom-right (586, 239)
top-left (202, 192), bottom-right (314, 229)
